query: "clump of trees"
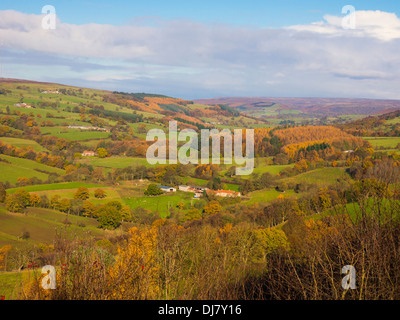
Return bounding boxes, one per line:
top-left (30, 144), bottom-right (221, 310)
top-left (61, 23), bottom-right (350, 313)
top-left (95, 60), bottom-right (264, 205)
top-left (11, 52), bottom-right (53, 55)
top-left (144, 184), bottom-right (162, 196)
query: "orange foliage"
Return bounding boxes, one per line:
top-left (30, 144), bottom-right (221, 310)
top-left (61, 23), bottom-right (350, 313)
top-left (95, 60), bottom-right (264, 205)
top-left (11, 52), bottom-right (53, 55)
top-left (274, 125), bottom-right (363, 146)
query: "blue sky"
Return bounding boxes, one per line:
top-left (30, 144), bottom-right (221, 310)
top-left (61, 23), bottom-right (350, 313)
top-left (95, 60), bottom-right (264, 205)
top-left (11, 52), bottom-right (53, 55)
top-left (1, 0), bottom-right (399, 27)
top-left (1, 1), bottom-right (400, 99)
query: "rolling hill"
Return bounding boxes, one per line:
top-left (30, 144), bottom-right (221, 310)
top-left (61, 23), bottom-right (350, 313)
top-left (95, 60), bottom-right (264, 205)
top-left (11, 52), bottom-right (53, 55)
top-left (194, 97), bottom-right (400, 118)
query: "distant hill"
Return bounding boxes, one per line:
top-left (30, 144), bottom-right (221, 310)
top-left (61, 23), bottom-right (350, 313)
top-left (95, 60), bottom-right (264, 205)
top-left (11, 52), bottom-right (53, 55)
top-left (193, 97), bottom-right (400, 117)
top-left (0, 78), bottom-right (266, 137)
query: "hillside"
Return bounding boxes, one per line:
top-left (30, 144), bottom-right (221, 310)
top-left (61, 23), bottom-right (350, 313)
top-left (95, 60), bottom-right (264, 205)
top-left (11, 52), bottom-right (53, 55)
top-left (0, 78), bottom-right (265, 135)
top-left (0, 78), bottom-right (399, 301)
top-left (194, 97), bottom-right (400, 118)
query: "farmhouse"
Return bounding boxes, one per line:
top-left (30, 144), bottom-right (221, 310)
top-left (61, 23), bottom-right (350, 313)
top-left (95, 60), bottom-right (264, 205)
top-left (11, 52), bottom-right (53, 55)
top-left (158, 185), bottom-right (177, 193)
top-left (14, 103), bottom-right (34, 108)
top-left (82, 150), bottom-right (95, 157)
top-left (179, 185), bottom-right (208, 197)
top-left (207, 189), bottom-right (241, 198)
top-left (41, 90), bottom-right (60, 94)
top-left (68, 125), bottom-right (109, 132)
top-left (178, 185), bottom-right (191, 192)
top-left (179, 185), bottom-right (208, 192)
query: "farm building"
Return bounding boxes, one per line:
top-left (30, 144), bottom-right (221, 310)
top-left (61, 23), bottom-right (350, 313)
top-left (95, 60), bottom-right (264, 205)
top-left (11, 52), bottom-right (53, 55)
top-left (82, 150), bottom-right (95, 157)
top-left (14, 103), bottom-right (34, 108)
top-left (207, 189), bottom-right (241, 198)
top-left (41, 90), bottom-right (60, 94)
top-left (179, 185), bottom-right (208, 192)
top-left (158, 185), bottom-right (177, 192)
top-left (179, 185), bottom-right (208, 197)
top-left (68, 125), bottom-right (109, 132)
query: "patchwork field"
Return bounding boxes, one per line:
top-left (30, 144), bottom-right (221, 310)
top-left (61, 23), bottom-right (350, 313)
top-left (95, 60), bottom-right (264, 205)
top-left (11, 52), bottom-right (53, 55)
top-left (123, 192), bottom-right (196, 218)
top-left (6, 182), bottom-right (108, 194)
top-left (40, 127), bottom-right (111, 141)
top-left (0, 155), bottom-right (65, 184)
top-left (245, 189), bottom-right (297, 205)
top-left (364, 137), bottom-right (400, 149)
top-left (0, 205), bottom-right (105, 248)
top-left (281, 167), bottom-right (348, 186)
top-left (78, 156), bottom-right (153, 169)
top-left (251, 163), bottom-right (294, 176)
top-left (0, 137), bottom-right (48, 152)
top-left (0, 270), bottom-right (30, 300)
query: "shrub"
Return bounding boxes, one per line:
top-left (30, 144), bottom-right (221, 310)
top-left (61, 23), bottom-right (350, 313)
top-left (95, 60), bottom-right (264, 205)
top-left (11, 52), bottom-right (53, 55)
top-left (144, 184), bottom-right (162, 196)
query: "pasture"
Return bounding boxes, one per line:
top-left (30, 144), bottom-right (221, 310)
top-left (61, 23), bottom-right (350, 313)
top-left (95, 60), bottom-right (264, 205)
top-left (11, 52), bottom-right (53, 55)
top-left (6, 182), bottom-right (108, 193)
top-left (244, 189), bottom-right (296, 205)
top-left (40, 127), bottom-right (111, 141)
top-left (281, 167), bottom-right (348, 186)
top-left (124, 192), bottom-right (195, 218)
top-left (0, 155), bottom-right (65, 184)
top-left (0, 137), bottom-right (48, 152)
top-left (363, 137), bottom-right (400, 149)
top-left (0, 205), bottom-right (105, 248)
top-left (78, 156), bottom-right (153, 169)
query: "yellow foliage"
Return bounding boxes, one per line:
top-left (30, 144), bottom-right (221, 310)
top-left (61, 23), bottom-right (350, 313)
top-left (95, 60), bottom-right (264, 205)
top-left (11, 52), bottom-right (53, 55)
top-left (219, 223), bottom-right (233, 236)
top-left (0, 245), bottom-right (11, 270)
top-left (304, 219), bottom-right (338, 242)
top-left (110, 226), bottom-right (160, 299)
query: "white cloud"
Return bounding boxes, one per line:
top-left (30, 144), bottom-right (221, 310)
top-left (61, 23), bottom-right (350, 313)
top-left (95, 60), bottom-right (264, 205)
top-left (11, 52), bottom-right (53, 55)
top-left (290, 10), bottom-right (400, 41)
top-left (1, 9), bottom-right (400, 99)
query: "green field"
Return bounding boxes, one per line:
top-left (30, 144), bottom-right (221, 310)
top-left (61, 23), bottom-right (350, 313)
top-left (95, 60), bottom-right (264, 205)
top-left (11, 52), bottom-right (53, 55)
top-left (251, 163), bottom-right (294, 176)
top-left (6, 182), bottom-right (108, 194)
top-left (0, 137), bottom-right (48, 152)
top-left (0, 270), bottom-right (30, 300)
top-left (124, 192), bottom-right (195, 218)
top-left (0, 155), bottom-right (65, 184)
top-left (363, 137), bottom-right (400, 149)
top-left (78, 156), bottom-right (153, 169)
top-left (281, 167), bottom-right (348, 186)
top-left (0, 205), bottom-right (105, 248)
top-left (40, 127), bottom-right (111, 141)
top-left (385, 117), bottom-right (400, 125)
top-left (31, 187), bottom-right (122, 206)
top-left (245, 189), bottom-right (296, 204)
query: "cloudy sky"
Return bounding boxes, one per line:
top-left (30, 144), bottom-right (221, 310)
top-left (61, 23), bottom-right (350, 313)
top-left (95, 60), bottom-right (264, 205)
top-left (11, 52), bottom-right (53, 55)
top-left (0, 0), bottom-right (400, 99)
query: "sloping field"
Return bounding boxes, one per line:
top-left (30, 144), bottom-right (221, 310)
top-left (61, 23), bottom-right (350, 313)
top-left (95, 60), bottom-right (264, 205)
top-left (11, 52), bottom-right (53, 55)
top-left (0, 155), bottom-right (65, 184)
top-left (0, 137), bottom-right (48, 152)
top-left (0, 206), bottom-right (104, 247)
top-left (6, 182), bottom-right (107, 193)
top-left (281, 167), bottom-right (348, 186)
top-left (363, 137), bottom-right (400, 149)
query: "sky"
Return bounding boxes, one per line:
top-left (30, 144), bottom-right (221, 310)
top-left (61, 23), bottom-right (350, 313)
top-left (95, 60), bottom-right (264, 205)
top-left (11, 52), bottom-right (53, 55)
top-left (0, 0), bottom-right (400, 99)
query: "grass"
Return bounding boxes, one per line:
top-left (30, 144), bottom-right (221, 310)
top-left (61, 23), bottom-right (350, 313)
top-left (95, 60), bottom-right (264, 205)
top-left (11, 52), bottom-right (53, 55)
top-left (0, 270), bottom-right (29, 300)
top-left (306, 197), bottom-right (400, 225)
top-left (79, 138), bottom-right (111, 148)
top-left (250, 164), bottom-right (294, 177)
top-left (363, 137), bottom-right (400, 149)
top-left (219, 157), bottom-right (293, 181)
top-left (0, 205), bottom-right (105, 248)
top-left (40, 127), bottom-right (111, 141)
top-left (245, 189), bottom-right (297, 204)
top-left (180, 177), bottom-right (209, 186)
top-left (6, 182), bottom-right (108, 193)
top-left (32, 187), bottom-right (122, 206)
top-left (281, 167), bottom-right (348, 186)
top-left (78, 156), bottom-right (153, 169)
top-left (0, 162), bottom-right (49, 184)
top-left (123, 192), bottom-right (195, 218)
top-left (0, 155), bottom-right (65, 184)
top-left (0, 137), bottom-right (48, 152)
top-left (0, 155), bottom-right (65, 175)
